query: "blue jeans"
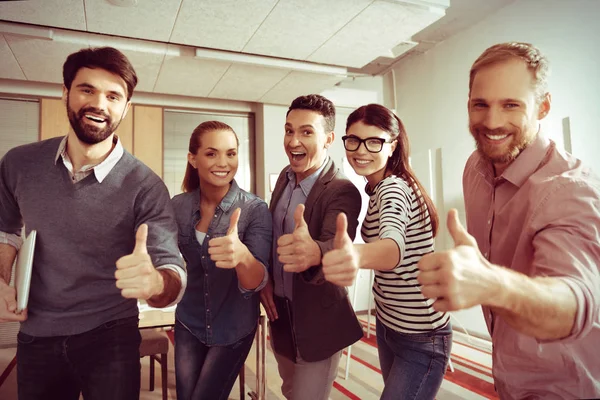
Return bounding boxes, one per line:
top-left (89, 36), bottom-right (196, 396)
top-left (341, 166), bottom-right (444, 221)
top-left (174, 319), bottom-right (256, 400)
top-left (376, 319), bottom-right (452, 400)
top-left (16, 316), bottom-right (141, 400)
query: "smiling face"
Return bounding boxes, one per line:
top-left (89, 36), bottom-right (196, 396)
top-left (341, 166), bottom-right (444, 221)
top-left (188, 129), bottom-right (238, 189)
top-left (468, 58), bottom-right (550, 175)
top-left (345, 121), bottom-right (396, 187)
top-left (284, 109), bottom-right (334, 182)
top-left (64, 67), bottom-right (130, 145)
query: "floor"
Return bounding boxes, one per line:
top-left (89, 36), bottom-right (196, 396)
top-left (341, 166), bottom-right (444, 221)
top-left (0, 315), bottom-right (498, 399)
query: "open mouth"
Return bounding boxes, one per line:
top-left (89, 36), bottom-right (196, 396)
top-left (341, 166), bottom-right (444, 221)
top-left (84, 114), bottom-right (107, 125)
top-left (211, 171), bottom-right (229, 178)
top-left (485, 133), bottom-right (509, 141)
top-left (290, 151), bottom-right (306, 162)
top-left (353, 158), bottom-right (372, 166)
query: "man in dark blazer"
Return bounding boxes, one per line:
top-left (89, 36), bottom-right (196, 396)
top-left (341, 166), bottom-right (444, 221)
top-left (260, 94), bottom-right (363, 400)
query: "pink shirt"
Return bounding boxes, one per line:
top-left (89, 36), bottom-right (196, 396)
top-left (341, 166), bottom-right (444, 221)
top-left (463, 134), bottom-right (600, 399)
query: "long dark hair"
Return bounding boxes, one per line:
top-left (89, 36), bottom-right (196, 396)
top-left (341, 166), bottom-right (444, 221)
top-left (346, 104), bottom-right (439, 236)
top-left (181, 121), bottom-right (239, 193)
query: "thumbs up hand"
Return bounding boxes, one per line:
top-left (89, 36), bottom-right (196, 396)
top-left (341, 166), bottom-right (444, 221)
top-left (417, 209), bottom-right (495, 312)
top-left (208, 208), bottom-right (249, 269)
top-left (278, 204), bottom-right (321, 273)
top-left (322, 212), bottom-right (359, 287)
top-left (115, 224), bottom-right (164, 300)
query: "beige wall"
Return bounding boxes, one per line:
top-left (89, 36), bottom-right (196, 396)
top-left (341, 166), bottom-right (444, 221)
top-left (132, 105), bottom-right (163, 177)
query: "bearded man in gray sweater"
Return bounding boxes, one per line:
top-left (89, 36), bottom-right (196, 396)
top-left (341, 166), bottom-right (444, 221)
top-left (0, 46), bottom-right (185, 400)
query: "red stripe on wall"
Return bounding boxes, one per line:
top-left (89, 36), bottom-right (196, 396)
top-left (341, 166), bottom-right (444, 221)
top-left (332, 381), bottom-right (362, 400)
top-left (451, 354), bottom-right (493, 377)
top-left (342, 350), bottom-right (381, 374)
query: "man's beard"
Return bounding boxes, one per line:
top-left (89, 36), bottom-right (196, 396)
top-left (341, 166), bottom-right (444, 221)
top-left (470, 125), bottom-right (532, 165)
top-left (67, 99), bottom-right (122, 145)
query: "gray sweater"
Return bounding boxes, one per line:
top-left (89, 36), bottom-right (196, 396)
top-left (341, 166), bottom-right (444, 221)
top-left (0, 137), bottom-right (183, 336)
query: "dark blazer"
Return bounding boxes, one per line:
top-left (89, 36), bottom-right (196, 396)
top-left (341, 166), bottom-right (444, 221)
top-left (269, 157), bottom-right (364, 362)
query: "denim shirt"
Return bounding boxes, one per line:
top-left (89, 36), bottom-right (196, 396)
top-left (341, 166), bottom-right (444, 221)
top-left (172, 180), bottom-right (272, 346)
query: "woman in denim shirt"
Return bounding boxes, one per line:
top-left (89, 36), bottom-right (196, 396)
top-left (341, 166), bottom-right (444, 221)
top-left (171, 121), bottom-right (272, 400)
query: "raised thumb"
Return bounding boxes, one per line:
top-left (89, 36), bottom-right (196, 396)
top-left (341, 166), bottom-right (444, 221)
top-left (134, 224), bottom-right (149, 254)
top-left (228, 208), bottom-right (241, 235)
top-left (294, 204), bottom-right (307, 230)
top-left (447, 209), bottom-right (476, 247)
top-left (334, 212), bottom-right (350, 249)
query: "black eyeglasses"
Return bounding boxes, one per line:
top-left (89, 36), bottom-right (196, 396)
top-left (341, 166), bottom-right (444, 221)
top-left (342, 135), bottom-right (394, 153)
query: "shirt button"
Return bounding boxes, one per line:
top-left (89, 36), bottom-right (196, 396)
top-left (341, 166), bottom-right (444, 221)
top-left (484, 252), bottom-right (489, 258)
top-left (487, 219), bottom-right (491, 224)
top-left (214, 215), bottom-right (217, 218)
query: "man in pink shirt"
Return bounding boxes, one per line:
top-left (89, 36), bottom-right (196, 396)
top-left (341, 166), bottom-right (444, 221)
top-left (417, 42), bottom-right (600, 399)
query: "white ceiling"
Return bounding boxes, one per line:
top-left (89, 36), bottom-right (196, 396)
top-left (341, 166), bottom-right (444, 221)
top-left (0, 0), bottom-right (512, 105)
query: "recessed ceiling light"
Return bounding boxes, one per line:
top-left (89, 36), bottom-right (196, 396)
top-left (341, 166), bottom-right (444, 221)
top-left (106, 0), bottom-right (138, 7)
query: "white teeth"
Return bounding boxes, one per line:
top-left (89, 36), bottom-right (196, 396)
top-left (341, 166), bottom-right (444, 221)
top-left (354, 159), bottom-right (371, 165)
top-left (85, 115), bottom-right (105, 123)
top-left (291, 152), bottom-right (305, 156)
top-left (485, 133), bottom-right (508, 141)
top-left (212, 172), bottom-right (228, 177)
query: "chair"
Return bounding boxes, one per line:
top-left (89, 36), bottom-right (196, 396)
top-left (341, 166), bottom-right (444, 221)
top-left (139, 329), bottom-right (169, 400)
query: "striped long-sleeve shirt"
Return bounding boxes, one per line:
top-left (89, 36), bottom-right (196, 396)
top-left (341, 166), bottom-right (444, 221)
top-left (361, 175), bottom-right (449, 334)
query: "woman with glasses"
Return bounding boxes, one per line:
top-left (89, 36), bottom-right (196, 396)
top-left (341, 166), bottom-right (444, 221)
top-left (322, 104), bottom-right (452, 400)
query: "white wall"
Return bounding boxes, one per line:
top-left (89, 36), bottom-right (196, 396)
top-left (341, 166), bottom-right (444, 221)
top-left (391, 0), bottom-right (600, 337)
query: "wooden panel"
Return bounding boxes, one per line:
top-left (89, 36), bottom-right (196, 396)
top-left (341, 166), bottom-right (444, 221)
top-left (133, 105), bottom-right (163, 177)
top-left (116, 110), bottom-right (133, 153)
top-left (40, 98), bottom-right (69, 140)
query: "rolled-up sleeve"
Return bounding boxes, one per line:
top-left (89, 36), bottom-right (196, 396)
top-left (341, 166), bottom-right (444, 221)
top-left (238, 200), bottom-right (272, 295)
top-left (531, 180), bottom-right (600, 343)
top-left (0, 231), bottom-right (23, 251)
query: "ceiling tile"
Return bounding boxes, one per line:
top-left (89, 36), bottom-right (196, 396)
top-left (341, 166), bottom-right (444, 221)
top-left (5, 35), bottom-right (85, 83)
top-left (243, 0), bottom-right (371, 61)
top-left (260, 71), bottom-right (344, 105)
top-left (84, 0), bottom-right (182, 42)
top-left (0, 35), bottom-right (26, 80)
top-left (208, 64), bottom-right (289, 102)
top-left (154, 48), bottom-right (230, 97)
top-left (308, 0), bottom-right (445, 68)
top-left (0, 0), bottom-right (86, 30)
top-left (170, 0), bottom-right (277, 51)
top-left (116, 48), bottom-right (167, 93)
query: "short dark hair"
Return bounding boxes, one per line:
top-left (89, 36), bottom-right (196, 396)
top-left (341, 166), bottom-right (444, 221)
top-left (63, 47), bottom-right (138, 101)
top-left (286, 94), bottom-right (335, 132)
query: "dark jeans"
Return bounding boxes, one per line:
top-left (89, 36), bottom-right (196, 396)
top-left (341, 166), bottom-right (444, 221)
top-left (16, 316), bottom-right (141, 400)
top-left (174, 319), bottom-right (256, 400)
top-left (376, 319), bottom-right (453, 400)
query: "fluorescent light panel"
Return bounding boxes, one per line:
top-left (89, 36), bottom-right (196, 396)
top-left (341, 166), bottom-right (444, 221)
top-left (195, 47), bottom-right (347, 76)
top-left (0, 21), bottom-right (346, 76)
top-left (0, 21), bottom-right (53, 40)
